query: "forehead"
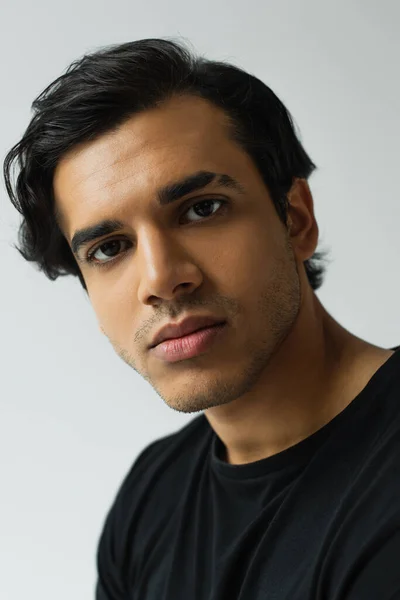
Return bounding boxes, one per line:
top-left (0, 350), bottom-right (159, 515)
top-left (53, 95), bottom-right (254, 235)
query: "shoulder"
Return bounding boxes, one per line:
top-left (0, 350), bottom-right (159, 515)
top-left (98, 413), bottom-right (211, 540)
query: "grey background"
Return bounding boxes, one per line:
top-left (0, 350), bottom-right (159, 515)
top-left (1, 1), bottom-right (399, 598)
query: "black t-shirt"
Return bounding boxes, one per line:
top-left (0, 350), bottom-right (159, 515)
top-left (96, 346), bottom-right (400, 600)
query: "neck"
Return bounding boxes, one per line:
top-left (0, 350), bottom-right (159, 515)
top-left (205, 294), bottom-right (393, 465)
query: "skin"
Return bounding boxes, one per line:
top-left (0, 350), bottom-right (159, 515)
top-left (53, 94), bottom-right (394, 465)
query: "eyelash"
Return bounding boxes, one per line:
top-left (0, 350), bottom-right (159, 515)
top-left (85, 198), bottom-right (228, 268)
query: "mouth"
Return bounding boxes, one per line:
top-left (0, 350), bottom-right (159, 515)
top-left (149, 316), bottom-right (227, 349)
top-left (149, 321), bottom-right (227, 363)
top-left (156, 322), bottom-right (225, 346)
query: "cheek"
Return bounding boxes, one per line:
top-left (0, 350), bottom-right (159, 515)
top-left (90, 291), bottom-right (133, 343)
top-left (208, 221), bottom-right (271, 291)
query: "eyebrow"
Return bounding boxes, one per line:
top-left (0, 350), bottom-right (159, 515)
top-left (70, 170), bottom-right (245, 261)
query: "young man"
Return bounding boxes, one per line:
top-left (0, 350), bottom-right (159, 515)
top-left (4, 38), bottom-right (400, 600)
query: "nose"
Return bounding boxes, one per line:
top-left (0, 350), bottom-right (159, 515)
top-left (136, 228), bottom-right (203, 305)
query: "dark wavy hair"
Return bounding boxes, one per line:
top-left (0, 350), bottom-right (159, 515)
top-left (3, 37), bottom-right (331, 294)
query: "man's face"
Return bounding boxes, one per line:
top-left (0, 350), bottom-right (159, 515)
top-left (53, 94), bottom-right (305, 414)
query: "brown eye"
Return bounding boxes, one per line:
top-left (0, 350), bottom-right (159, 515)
top-left (86, 239), bottom-right (130, 267)
top-left (182, 198), bottom-right (225, 223)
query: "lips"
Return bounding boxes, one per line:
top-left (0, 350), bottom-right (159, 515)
top-left (149, 315), bottom-right (226, 349)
